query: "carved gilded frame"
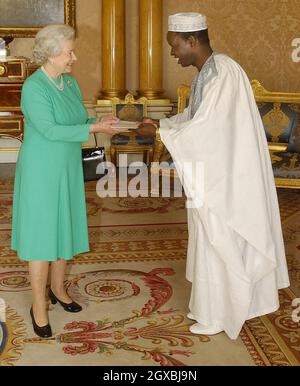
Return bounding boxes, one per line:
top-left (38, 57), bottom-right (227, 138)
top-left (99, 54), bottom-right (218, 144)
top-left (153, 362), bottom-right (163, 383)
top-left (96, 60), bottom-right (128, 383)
top-left (0, 0), bottom-right (76, 37)
top-left (111, 93), bottom-right (148, 121)
top-left (251, 80), bottom-right (300, 104)
top-left (177, 84), bottom-right (191, 115)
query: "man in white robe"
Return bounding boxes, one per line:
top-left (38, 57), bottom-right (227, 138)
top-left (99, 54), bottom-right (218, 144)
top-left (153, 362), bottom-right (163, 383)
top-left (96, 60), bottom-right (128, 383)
top-left (137, 12), bottom-right (290, 340)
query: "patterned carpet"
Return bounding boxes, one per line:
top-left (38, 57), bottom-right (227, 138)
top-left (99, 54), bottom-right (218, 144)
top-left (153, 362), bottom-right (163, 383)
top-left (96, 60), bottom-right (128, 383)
top-left (0, 176), bottom-right (299, 366)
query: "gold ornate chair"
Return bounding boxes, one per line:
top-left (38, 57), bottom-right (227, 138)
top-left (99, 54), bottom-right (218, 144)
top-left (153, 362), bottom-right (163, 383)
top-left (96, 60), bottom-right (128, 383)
top-left (251, 80), bottom-right (300, 189)
top-left (110, 93), bottom-right (154, 165)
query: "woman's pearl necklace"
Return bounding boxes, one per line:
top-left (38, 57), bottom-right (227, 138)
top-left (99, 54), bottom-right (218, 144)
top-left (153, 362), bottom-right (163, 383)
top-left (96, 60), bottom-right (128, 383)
top-left (41, 66), bottom-right (64, 91)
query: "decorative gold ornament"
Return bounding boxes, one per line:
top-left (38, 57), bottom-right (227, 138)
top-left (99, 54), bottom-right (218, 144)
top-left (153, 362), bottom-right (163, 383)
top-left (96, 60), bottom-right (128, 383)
top-left (0, 65), bottom-right (6, 76)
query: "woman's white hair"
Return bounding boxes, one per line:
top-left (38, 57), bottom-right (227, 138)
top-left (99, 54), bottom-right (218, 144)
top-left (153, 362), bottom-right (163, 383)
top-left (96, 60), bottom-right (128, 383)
top-left (33, 24), bottom-right (75, 66)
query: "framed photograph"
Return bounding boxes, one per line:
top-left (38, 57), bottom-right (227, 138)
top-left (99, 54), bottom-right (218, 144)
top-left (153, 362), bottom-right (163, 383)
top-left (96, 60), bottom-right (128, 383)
top-left (112, 94), bottom-right (148, 122)
top-left (0, 0), bottom-right (76, 37)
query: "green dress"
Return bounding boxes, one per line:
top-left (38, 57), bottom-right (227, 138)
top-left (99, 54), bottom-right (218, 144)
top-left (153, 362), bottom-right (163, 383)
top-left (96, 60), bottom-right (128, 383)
top-left (11, 68), bottom-right (96, 261)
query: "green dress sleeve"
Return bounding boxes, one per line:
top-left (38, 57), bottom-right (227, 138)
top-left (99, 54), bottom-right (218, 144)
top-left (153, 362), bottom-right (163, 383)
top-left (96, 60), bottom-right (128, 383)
top-left (21, 79), bottom-right (90, 142)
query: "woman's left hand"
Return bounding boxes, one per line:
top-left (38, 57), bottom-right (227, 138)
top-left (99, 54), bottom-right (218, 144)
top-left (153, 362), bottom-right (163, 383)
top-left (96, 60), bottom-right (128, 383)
top-left (100, 115), bottom-right (120, 124)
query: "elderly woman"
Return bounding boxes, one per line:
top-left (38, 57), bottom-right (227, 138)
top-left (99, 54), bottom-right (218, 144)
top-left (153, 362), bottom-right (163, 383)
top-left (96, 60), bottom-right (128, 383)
top-left (11, 24), bottom-right (123, 338)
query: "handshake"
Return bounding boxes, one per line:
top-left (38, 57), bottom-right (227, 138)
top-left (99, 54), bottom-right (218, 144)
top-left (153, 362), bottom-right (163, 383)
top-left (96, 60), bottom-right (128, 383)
top-left (90, 116), bottom-right (158, 137)
top-left (136, 118), bottom-right (159, 138)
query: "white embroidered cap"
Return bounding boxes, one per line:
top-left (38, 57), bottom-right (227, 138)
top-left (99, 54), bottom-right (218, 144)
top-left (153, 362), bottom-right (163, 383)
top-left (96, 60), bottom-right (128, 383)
top-left (168, 12), bottom-right (207, 32)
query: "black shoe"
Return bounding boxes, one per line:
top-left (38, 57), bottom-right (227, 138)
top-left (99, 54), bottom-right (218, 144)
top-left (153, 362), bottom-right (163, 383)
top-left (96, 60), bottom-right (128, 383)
top-left (30, 307), bottom-right (52, 338)
top-left (48, 288), bottom-right (82, 313)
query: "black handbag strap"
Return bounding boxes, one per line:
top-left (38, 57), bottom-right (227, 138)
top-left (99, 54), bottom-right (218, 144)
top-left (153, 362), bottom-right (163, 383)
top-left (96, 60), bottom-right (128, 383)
top-left (92, 133), bottom-right (98, 148)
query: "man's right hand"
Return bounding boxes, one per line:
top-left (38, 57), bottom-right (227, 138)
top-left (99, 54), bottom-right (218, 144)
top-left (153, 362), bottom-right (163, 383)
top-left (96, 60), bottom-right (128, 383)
top-left (136, 123), bottom-right (157, 138)
top-left (141, 117), bottom-right (159, 126)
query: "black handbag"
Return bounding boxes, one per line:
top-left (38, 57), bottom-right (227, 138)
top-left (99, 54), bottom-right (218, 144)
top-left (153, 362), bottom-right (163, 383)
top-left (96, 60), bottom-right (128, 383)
top-left (82, 133), bottom-right (107, 181)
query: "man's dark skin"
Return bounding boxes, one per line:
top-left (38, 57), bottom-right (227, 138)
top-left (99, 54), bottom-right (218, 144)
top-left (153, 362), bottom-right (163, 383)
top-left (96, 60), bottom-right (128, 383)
top-left (136, 30), bottom-right (213, 137)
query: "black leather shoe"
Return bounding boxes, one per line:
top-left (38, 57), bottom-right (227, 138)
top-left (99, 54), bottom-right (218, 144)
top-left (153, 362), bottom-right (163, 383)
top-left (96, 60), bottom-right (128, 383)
top-left (48, 288), bottom-right (82, 313)
top-left (30, 307), bottom-right (52, 338)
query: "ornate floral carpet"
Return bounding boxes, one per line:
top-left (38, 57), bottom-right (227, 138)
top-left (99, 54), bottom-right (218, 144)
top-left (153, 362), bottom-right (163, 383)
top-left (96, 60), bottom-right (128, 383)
top-left (0, 176), bottom-right (299, 366)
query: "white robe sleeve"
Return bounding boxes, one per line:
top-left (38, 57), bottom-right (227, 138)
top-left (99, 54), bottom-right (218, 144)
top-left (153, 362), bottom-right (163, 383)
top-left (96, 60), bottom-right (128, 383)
top-left (159, 107), bottom-right (189, 131)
